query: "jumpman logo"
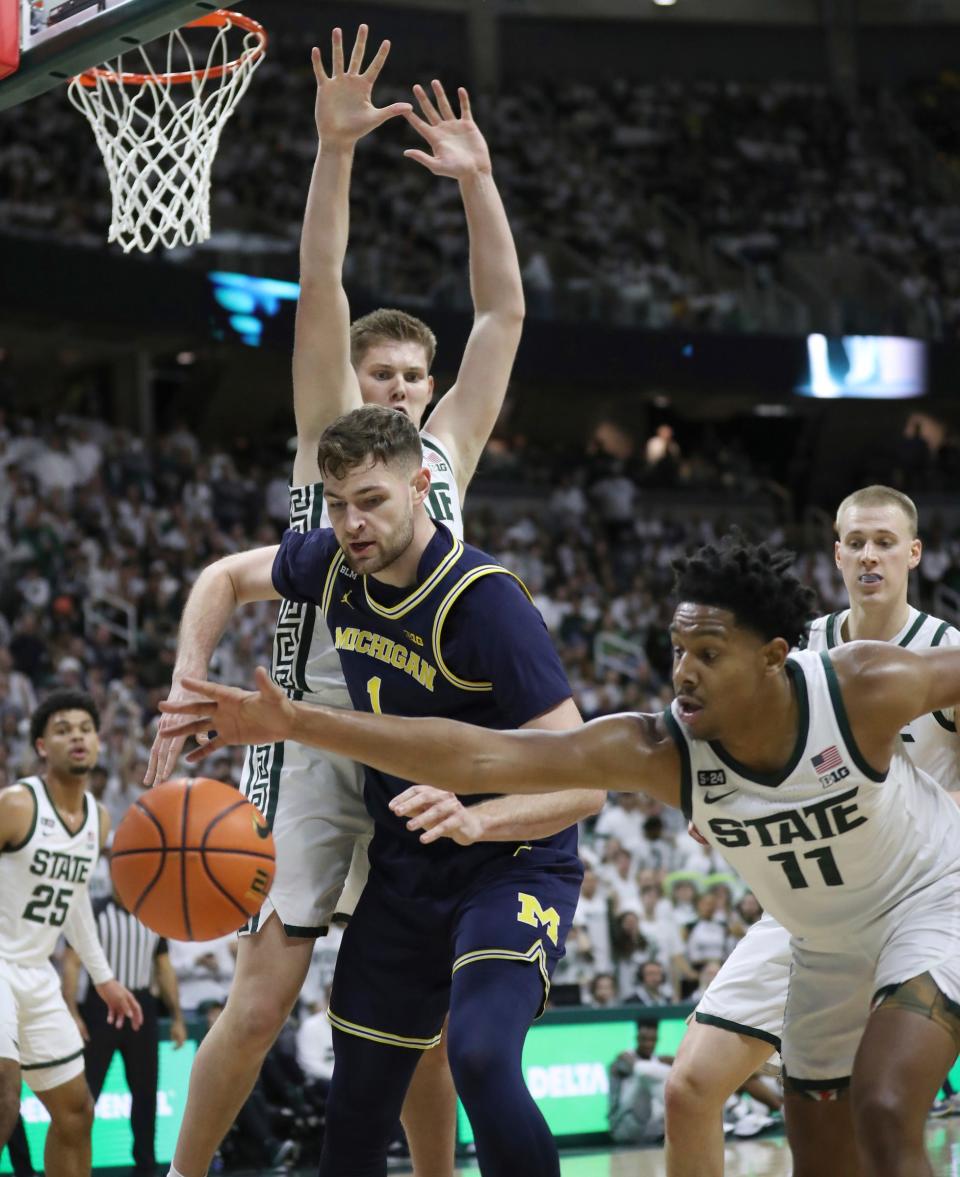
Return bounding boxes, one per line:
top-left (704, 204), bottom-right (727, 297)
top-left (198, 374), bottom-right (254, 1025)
top-left (341, 590), bottom-right (354, 608)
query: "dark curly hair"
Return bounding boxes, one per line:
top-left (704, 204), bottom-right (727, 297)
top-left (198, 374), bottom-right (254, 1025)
top-left (672, 534), bottom-right (816, 649)
top-left (30, 690), bottom-right (100, 747)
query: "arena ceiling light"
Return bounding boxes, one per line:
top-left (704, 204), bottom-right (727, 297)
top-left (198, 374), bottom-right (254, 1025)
top-left (652, 0), bottom-right (679, 6)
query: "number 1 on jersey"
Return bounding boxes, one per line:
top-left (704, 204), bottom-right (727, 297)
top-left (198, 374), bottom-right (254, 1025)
top-left (769, 846), bottom-right (844, 889)
top-left (367, 676), bottom-right (383, 715)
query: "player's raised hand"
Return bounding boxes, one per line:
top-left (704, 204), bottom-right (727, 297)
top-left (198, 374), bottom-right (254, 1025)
top-left (403, 82), bottom-right (492, 180)
top-left (158, 668), bottom-right (298, 759)
top-left (145, 678), bottom-right (212, 786)
top-left (390, 784), bottom-right (485, 845)
top-left (95, 980), bottom-right (143, 1032)
top-left (312, 25), bottom-right (411, 147)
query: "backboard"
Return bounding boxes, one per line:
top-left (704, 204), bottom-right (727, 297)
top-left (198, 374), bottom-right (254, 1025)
top-left (0, 0), bottom-right (228, 110)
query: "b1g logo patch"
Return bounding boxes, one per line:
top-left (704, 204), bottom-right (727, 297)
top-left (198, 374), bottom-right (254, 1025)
top-left (697, 770), bottom-right (726, 787)
top-left (811, 746), bottom-right (850, 787)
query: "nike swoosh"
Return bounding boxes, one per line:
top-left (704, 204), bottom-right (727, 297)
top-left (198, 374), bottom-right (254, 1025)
top-left (703, 789), bottom-right (738, 804)
top-left (253, 820), bottom-right (271, 839)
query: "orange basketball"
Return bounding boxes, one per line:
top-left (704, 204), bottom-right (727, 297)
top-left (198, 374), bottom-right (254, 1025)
top-left (110, 778), bottom-right (275, 941)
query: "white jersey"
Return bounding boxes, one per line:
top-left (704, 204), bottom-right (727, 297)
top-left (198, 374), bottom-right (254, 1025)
top-left (807, 606), bottom-right (960, 789)
top-left (0, 777), bottom-right (100, 967)
top-left (270, 429), bottom-right (463, 704)
top-left (668, 650), bottom-right (960, 943)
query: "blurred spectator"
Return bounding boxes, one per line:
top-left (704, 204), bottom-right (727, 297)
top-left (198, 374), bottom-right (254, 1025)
top-left (167, 934), bottom-right (237, 1011)
top-left (624, 960), bottom-right (675, 1007)
top-left (608, 1020), bottom-right (672, 1144)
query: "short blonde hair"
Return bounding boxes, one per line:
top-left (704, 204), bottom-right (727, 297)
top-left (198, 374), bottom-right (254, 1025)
top-left (834, 485), bottom-right (918, 538)
top-left (350, 309), bottom-right (437, 369)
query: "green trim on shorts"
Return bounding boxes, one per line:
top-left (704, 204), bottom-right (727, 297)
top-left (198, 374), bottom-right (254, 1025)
top-left (282, 923), bottom-right (328, 938)
top-left (22, 1047), bottom-right (84, 1070)
top-left (694, 1012), bottom-right (781, 1052)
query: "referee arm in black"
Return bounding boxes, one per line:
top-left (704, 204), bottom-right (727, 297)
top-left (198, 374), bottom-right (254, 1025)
top-left (155, 946), bottom-right (188, 1048)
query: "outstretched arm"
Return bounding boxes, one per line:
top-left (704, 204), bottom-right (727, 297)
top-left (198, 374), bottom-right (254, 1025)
top-left (158, 669), bottom-right (683, 808)
top-left (293, 26), bottom-right (412, 484)
top-left (390, 696), bottom-right (604, 843)
top-left (403, 83), bottom-right (525, 494)
top-left (145, 547), bottom-right (280, 784)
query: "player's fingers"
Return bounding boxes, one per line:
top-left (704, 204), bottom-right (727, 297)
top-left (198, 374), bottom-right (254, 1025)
top-left (347, 23), bottom-right (368, 73)
top-left (402, 108), bottom-right (434, 138)
top-left (418, 813), bottom-right (463, 844)
top-left (159, 735), bottom-right (187, 783)
top-left (413, 83), bottom-right (441, 125)
top-left (458, 86), bottom-right (473, 121)
top-left (372, 101), bottom-right (412, 129)
top-left (363, 37), bottom-right (391, 83)
top-left (311, 45), bottom-right (328, 84)
top-left (180, 674), bottom-right (232, 698)
top-left (431, 79), bottom-right (456, 121)
top-left (144, 740), bottom-right (161, 786)
top-left (390, 785), bottom-right (444, 814)
top-left (254, 666), bottom-right (277, 695)
top-left (403, 149), bottom-right (440, 173)
top-left (407, 798), bottom-right (459, 831)
top-left (185, 734), bottom-right (227, 763)
top-left (130, 998), bottom-right (144, 1030)
top-left (331, 27), bottom-right (345, 76)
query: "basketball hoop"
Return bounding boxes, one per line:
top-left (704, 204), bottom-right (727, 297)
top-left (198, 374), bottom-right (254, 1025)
top-left (67, 10), bottom-right (266, 254)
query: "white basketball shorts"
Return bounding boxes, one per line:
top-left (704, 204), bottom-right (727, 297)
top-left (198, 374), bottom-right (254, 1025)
top-left (240, 716), bottom-right (372, 938)
top-left (694, 911), bottom-right (790, 1062)
top-left (0, 959), bottom-right (85, 1092)
top-left (783, 879), bottom-right (960, 1089)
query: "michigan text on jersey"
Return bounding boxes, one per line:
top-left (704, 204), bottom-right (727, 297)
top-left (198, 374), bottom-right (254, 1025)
top-left (334, 626), bottom-right (437, 691)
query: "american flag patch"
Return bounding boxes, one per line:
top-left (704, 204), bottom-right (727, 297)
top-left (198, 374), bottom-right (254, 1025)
top-left (811, 746), bottom-right (843, 774)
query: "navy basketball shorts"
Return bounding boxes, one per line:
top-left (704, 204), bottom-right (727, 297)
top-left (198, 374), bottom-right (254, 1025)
top-left (326, 845), bottom-right (584, 1050)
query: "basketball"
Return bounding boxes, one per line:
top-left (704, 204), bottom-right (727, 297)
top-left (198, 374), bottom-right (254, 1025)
top-left (110, 778), bottom-right (275, 941)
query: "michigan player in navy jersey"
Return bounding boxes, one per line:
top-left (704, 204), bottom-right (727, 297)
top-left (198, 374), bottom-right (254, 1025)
top-left (167, 536), bottom-right (960, 1177)
top-left (0, 692), bottom-right (142, 1177)
top-left (665, 485), bottom-right (960, 1177)
top-left (148, 26), bottom-right (528, 1177)
top-left (160, 406), bottom-right (600, 1176)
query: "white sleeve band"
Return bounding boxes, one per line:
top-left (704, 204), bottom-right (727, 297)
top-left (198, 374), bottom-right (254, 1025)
top-left (64, 893), bottom-right (114, 987)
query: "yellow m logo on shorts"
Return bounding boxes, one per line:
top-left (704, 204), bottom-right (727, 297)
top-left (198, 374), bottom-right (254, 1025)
top-left (516, 892), bottom-right (559, 947)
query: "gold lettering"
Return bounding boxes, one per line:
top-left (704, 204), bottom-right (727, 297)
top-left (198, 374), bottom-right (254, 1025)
top-left (390, 644), bottom-right (408, 670)
top-left (418, 662), bottom-right (436, 692)
top-left (355, 632), bottom-right (372, 656)
top-left (516, 892), bottom-right (560, 947)
top-left (375, 638), bottom-right (396, 664)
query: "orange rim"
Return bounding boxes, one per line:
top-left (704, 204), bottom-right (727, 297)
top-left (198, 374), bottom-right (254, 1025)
top-left (72, 9), bottom-right (266, 87)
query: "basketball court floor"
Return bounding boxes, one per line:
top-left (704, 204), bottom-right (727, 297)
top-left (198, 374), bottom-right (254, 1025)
top-left (449, 1121), bottom-right (960, 1175)
top-left (256, 1120), bottom-right (960, 1177)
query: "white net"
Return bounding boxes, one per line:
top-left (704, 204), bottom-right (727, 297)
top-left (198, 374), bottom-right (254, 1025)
top-left (67, 11), bottom-right (265, 254)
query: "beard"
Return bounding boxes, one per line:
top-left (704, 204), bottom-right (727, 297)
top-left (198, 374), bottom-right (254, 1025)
top-left (68, 763), bottom-right (90, 776)
top-left (344, 514), bottom-right (415, 576)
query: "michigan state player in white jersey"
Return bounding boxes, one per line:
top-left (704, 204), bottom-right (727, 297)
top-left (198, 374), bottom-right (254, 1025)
top-left (147, 25), bottom-right (527, 1177)
top-left (162, 534), bottom-right (960, 1177)
top-left (663, 483), bottom-right (960, 1175)
top-left (0, 691), bottom-right (142, 1177)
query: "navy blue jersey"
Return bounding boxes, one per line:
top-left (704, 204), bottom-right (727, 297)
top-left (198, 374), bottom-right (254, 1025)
top-left (272, 522), bottom-right (577, 894)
